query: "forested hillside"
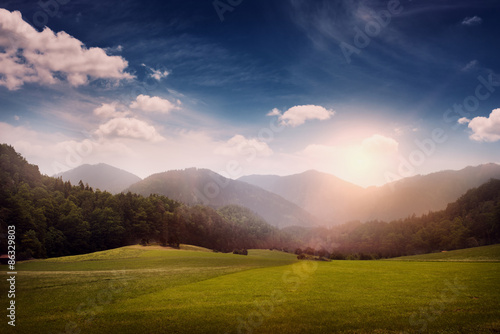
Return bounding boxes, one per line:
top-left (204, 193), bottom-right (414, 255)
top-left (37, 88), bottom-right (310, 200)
top-left (241, 164), bottom-right (500, 225)
top-left (0, 144), bottom-right (295, 259)
top-left (292, 179), bottom-right (500, 259)
top-left (127, 168), bottom-right (319, 228)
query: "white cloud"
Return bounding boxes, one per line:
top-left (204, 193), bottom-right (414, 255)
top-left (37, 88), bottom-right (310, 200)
top-left (267, 108), bottom-right (282, 117)
top-left (0, 120), bottom-right (405, 187)
top-left (93, 103), bottom-right (129, 119)
top-left (215, 135), bottom-right (273, 159)
top-left (462, 16), bottom-right (483, 26)
top-left (104, 45), bottom-right (123, 53)
top-left (130, 94), bottom-right (181, 114)
top-left (269, 105), bottom-right (335, 127)
top-left (150, 69), bottom-right (170, 81)
top-left (0, 121), bottom-right (219, 177)
top-left (361, 134), bottom-right (399, 155)
top-left (466, 108), bottom-right (500, 142)
top-left (458, 117), bottom-right (471, 125)
top-left (95, 117), bottom-right (165, 142)
top-left (0, 9), bottom-right (133, 90)
top-left (142, 64), bottom-right (170, 81)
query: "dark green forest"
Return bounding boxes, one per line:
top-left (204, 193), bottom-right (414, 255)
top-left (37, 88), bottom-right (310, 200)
top-left (1, 143), bottom-right (499, 260)
top-left (292, 178), bottom-right (500, 259)
top-left (0, 144), bottom-right (294, 259)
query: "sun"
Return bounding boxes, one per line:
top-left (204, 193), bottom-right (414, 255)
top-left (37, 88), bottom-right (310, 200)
top-left (347, 146), bottom-right (375, 174)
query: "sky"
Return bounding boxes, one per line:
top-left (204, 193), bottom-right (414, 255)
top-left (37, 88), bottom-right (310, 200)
top-left (0, 0), bottom-right (499, 187)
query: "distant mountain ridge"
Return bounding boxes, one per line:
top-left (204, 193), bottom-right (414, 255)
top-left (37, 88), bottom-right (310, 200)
top-left (240, 163), bottom-right (500, 225)
top-left (55, 163), bottom-right (141, 194)
top-left (240, 170), bottom-right (364, 225)
top-left (127, 168), bottom-right (319, 228)
top-left (57, 162), bottom-right (500, 227)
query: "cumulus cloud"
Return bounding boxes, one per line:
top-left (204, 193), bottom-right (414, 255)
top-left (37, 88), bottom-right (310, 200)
top-left (458, 117), bottom-right (471, 125)
top-left (466, 108), bottom-right (500, 142)
top-left (93, 103), bottom-right (129, 119)
top-left (462, 16), bottom-right (483, 26)
top-left (268, 105), bottom-right (335, 127)
top-left (96, 117), bottom-right (165, 142)
top-left (361, 134), bottom-right (399, 155)
top-left (267, 108), bottom-right (282, 117)
top-left (0, 9), bottom-right (133, 90)
top-left (130, 94), bottom-right (181, 113)
top-left (215, 135), bottom-right (273, 159)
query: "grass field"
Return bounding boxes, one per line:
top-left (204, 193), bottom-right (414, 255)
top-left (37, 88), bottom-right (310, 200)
top-left (388, 244), bottom-right (500, 262)
top-left (2, 245), bottom-right (500, 333)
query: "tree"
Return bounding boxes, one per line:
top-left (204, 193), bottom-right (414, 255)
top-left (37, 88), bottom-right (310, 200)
top-left (20, 230), bottom-right (44, 259)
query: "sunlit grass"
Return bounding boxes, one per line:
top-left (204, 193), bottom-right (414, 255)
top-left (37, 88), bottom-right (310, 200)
top-left (4, 245), bottom-right (500, 333)
top-left (389, 244), bottom-right (500, 262)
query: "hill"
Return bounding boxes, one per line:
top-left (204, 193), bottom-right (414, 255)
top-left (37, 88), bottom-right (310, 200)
top-left (54, 163), bottom-right (141, 194)
top-left (0, 144), bottom-right (296, 259)
top-left (240, 170), bottom-right (364, 225)
top-left (362, 163), bottom-right (500, 222)
top-left (295, 178), bottom-right (500, 258)
top-left (127, 168), bottom-right (319, 228)
top-left (240, 163), bottom-right (500, 225)
top-left (389, 244), bottom-right (500, 262)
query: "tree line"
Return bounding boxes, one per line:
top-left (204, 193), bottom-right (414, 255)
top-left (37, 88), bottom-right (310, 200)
top-left (291, 178), bottom-right (500, 259)
top-left (0, 144), bottom-right (295, 259)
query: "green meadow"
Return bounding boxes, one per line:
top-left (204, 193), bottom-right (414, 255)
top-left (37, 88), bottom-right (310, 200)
top-left (3, 245), bottom-right (500, 333)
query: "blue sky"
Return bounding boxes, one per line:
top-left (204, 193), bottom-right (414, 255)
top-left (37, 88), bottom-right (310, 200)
top-left (0, 0), bottom-right (499, 187)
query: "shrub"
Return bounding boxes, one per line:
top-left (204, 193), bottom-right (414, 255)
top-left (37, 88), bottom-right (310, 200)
top-left (233, 249), bottom-right (248, 256)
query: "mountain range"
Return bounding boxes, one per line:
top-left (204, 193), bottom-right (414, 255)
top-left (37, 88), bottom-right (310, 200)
top-left (126, 168), bottom-right (318, 228)
top-left (54, 163), bottom-right (142, 194)
top-left (57, 162), bottom-right (500, 227)
top-left (240, 163), bottom-right (500, 224)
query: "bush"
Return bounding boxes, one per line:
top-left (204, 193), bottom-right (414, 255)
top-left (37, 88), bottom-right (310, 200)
top-left (304, 247), bottom-right (315, 255)
top-left (233, 249), bottom-right (248, 256)
top-left (330, 251), bottom-right (346, 260)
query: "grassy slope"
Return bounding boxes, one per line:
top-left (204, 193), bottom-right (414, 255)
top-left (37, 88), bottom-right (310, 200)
top-left (3, 246), bottom-right (500, 334)
top-left (388, 244), bottom-right (500, 262)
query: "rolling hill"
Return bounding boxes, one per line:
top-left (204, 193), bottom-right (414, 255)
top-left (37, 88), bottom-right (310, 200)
top-left (127, 168), bottom-right (319, 228)
top-left (55, 163), bottom-right (142, 194)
